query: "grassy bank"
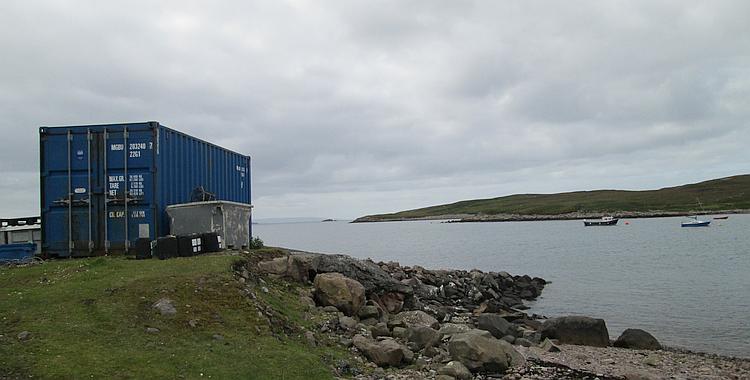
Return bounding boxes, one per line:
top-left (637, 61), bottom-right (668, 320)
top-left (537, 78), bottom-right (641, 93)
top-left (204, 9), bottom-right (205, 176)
top-left (354, 175), bottom-right (750, 222)
top-left (0, 253), bottom-right (347, 379)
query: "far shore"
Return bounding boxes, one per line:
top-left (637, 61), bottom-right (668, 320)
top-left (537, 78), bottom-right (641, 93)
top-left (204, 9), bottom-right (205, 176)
top-left (351, 209), bottom-right (750, 224)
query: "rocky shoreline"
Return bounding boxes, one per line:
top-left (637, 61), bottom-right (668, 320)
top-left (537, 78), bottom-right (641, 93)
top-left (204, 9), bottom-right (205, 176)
top-left (351, 210), bottom-right (750, 224)
top-left (235, 249), bottom-right (750, 379)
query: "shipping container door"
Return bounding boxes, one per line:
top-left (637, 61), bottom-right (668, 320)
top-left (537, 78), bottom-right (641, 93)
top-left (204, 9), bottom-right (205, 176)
top-left (41, 128), bottom-right (104, 256)
top-left (103, 128), bottom-right (155, 253)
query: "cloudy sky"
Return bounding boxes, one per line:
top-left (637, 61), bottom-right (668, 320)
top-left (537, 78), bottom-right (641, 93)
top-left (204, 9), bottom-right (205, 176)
top-left (1, 1), bottom-right (748, 219)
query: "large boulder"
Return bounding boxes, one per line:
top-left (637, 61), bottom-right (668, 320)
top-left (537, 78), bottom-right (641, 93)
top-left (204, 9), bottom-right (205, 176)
top-left (311, 254), bottom-right (412, 295)
top-left (448, 329), bottom-right (524, 373)
top-left (476, 313), bottom-right (517, 339)
top-left (406, 326), bottom-right (442, 350)
top-left (388, 310), bottom-right (440, 330)
top-left (540, 316), bottom-right (610, 347)
top-left (257, 257), bottom-right (288, 275)
top-left (614, 329), bottom-right (662, 350)
top-left (313, 273), bottom-right (366, 316)
top-left (352, 335), bottom-right (411, 367)
top-left (257, 253), bottom-right (318, 282)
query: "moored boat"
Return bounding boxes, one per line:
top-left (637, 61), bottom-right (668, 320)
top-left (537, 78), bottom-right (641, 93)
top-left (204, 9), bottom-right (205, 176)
top-left (713, 216), bottom-right (729, 220)
top-left (583, 216), bottom-right (619, 226)
top-left (681, 216), bottom-right (711, 227)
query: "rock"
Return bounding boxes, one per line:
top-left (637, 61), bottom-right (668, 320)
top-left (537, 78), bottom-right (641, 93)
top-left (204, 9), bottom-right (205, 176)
top-left (286, 254), bottom-right (318, 282)
top-left (436, 376), bottom-right (454, 380)
top-left (360, 318), bottom-right (379, 326)
top-left (188, 319), bottom-right (198, 328)
top-left (145, 327), bottom-right (160, 334)
top-left (501, 335), bottom-right (515, 344)
top-left (514, 338), bottom-right (533, 347)
top-left (340, 338), bottom-right (353, 347)
top-left (371, 322), bottom-right (390, 338)
top-left (540, 316), bottom-right (610, 347)
top-left (401, 346), bottom-right (415, 363)
top-left (338, 315), bottom-right (358, 330)
top-left (212, 334), bottom-right (224, 341)
top-left (438, 360), bottom-right (472, 380)
top-left (358, 305), bottom-right (380, 319)
top-left (439, 323), bottom-right (472, 337)
top-left (614, 328), bottom-right (662, 350)
top-left (17, 331), bottom-right (31, 341)
top-left (538, 338), bottom-right (561, 352)
top-left (388, 310), bottom-right (440, 330)
top-left (152, 298), bottom-right (177, 316)
top-left (378, 292), bottom-right (406, 314)
top-left (313, 272), bottom-right (366, 316)
top-left (256, 253), bottom-right (318, 283)
top-left (304, 331), bottom-right (316, 347)
top-left (352, 335), bottom-right (408, 367)
top-left (257, 257), bottom-right (288, 275)
top-left (423, 345), bottom-right (440, 358)
top-left (392, 327), bottom-right (408, 338)
top-left (299, 296), bottom-right (316, 310)
top-left (406, 326), bottom-right (442, 350)
top-left (477, 313), bottom-right (517, 338)
top-left (642, 354), bottom-right (660, 367)
top-left (448, 329), bottom-right (524, 373)
top-left (322, 306), bottom-right (339, 313)
top-left (311, 254), bottom-right (413, 295)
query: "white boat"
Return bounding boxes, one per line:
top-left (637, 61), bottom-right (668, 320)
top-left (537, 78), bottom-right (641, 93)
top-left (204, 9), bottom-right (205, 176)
top-left (681, 216), bottom-right (710, 227)
top-left (583, 216), bottom-right (619, 226)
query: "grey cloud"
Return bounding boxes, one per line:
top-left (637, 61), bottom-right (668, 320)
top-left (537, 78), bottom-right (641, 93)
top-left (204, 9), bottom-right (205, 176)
top-left (0, 1), bottom-right (748, 218)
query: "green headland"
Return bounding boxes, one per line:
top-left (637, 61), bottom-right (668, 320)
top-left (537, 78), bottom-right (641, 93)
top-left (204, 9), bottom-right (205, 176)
top-left (353, 175), bottom-right (750, 223)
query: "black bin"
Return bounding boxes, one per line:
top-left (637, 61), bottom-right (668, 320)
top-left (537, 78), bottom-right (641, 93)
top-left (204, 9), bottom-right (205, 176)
top-left (201, 232), bottom-right (222, 253)
top-left (153, 236), bottom-right (179, 260)
top-left (178, 234), bottom-right (204, 257)
top-left (135, 238), bottom-right (152, 260)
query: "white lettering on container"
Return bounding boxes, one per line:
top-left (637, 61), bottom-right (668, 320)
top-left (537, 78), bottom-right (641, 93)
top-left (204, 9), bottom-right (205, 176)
top-left (108, 211), bottom-right (125, 218)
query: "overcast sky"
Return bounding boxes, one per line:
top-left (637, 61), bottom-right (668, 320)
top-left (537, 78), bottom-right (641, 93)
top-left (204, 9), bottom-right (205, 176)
top-left (1, 1), bottom-right (748, 219)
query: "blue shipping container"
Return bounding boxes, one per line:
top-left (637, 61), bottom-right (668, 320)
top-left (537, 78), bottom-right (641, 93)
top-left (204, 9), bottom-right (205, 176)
top-left (40, 122), bottom-right (252, 257)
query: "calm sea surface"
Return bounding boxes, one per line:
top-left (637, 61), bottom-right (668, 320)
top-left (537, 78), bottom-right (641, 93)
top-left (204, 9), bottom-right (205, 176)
top-left (255, 215), bottom-right (750, 358)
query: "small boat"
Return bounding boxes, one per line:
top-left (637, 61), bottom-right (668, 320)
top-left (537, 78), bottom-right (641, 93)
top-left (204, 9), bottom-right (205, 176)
top-left (713, 216), bottom-right (729, 220)
top-left (583, 216), bottom-right (619, 226)
top-left (681, 216), bottom-right (711, 227)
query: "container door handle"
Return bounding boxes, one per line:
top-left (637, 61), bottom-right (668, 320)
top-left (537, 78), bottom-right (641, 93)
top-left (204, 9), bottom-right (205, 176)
top-left (104, 128), bottom-right (109, 254)
top-left (66, 130), bottom-right (75, 254)
top-left (123, 127), bottom-right (129, 252)
top-left (87, 129), bottom-right (93, 253)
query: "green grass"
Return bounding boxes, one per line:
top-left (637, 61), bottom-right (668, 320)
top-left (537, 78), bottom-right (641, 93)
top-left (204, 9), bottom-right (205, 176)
top-left (0, 254), bottom-right (347, 379)
top-left (355, 174), bottom-right (750, 221)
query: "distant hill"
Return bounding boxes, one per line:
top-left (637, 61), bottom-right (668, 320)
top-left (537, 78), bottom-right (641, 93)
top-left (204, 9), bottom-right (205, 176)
top-left (353, 175), bottom-right (750, 223)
